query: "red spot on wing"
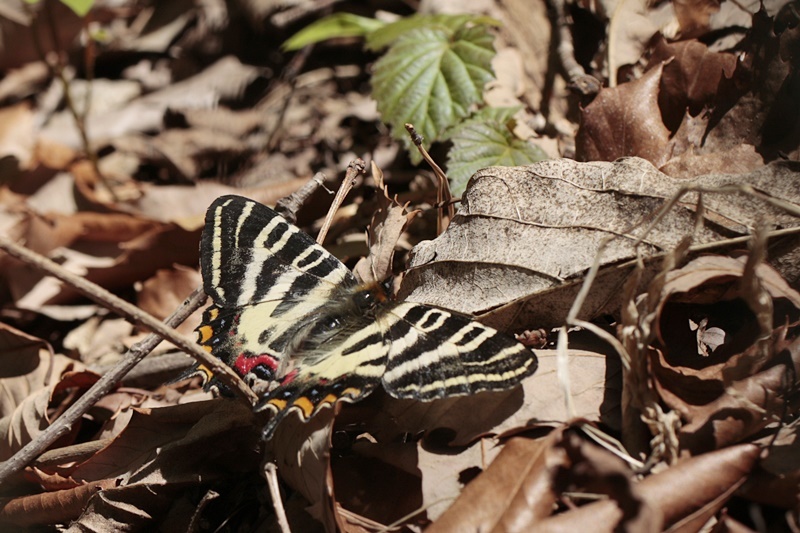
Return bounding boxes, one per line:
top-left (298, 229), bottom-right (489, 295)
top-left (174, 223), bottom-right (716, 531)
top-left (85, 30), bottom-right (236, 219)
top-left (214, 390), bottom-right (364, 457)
top-left (280, 369), bottom-right (299, 385)
top-left (233, 353), bottom-right (278, 376)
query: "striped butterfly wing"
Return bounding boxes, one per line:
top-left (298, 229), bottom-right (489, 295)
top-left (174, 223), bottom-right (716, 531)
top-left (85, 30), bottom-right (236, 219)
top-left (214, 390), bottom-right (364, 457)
top-left (381, 302), bottom-right (538, 400)
top-left (202, 195), bottom-right (356, 308)
top-left (195, 195), bottom-right (358, 389)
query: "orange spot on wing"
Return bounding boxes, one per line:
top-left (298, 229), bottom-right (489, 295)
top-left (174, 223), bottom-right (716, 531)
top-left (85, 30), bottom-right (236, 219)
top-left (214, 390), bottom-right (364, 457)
top-left (322, 393), bottom-right (338, 404)
top-left (269, 398), bottom-right (288, 410)
top-left (196, 364), bottom-right (213, 382)
top-left (292, 396), bottom-right (315, 417)
top-left (198, 325), bottom-right (214, 342)
top-left (208, 307), bottom-right (219, 320)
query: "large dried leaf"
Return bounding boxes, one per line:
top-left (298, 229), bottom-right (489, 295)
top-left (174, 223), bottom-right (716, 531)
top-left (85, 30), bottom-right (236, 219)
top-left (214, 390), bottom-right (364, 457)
top-left (645, 256), bottom-right (800, 455)
top-left (400, 158), bottom-right (800, 330)
top-left (515, 437), bottom-right (759, 531)
top-left (0, 479), bottom-right (117, 528)
top-left (427, 429), bottom-right (564, 531)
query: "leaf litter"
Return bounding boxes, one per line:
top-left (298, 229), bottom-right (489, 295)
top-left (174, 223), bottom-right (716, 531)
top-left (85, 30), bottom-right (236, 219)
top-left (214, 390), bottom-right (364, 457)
top-left (0, 0), bottom-right (798, 531)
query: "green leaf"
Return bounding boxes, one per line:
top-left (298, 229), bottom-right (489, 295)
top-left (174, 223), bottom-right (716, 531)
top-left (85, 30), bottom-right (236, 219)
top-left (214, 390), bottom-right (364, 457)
top-left (447, 119), bottom-right (548, 196)
top-left (283, 13), bottom-right (386, 51)
top-left (365, 13), bottom-right (498, 51)
top-left (59, 0), bottom-right (94, 16)
top-left (372, 23), bottom-right (495, 164)
top-left (443, 105), bottom-right (520, 140)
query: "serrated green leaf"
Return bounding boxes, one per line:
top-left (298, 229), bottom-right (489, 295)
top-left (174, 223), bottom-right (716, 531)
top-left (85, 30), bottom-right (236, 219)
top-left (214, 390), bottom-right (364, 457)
top-left (58, 0), bottom-right (94, 16)
top-left (447, 120), bottom-right (548, 195)
top-left (443, 106), bottom-right (521, 139)
top-left (365, 13), bottom-right (498, 51)
top-left (283, 13), bottom-right (385, 51)
top-left (372, 24), bottom-right (495, 164)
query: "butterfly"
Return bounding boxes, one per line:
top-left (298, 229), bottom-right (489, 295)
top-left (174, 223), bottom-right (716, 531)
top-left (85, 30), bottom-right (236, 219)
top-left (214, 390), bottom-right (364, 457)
top-left (191, 195), bottom-right (538, 440)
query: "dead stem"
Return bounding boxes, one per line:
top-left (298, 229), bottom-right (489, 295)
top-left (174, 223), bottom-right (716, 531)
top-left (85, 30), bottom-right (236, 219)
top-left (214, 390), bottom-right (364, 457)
top-left (264, 462), bottom-right (292, 533)
top-left (275, 171), bottom-right (327, 224)
top-left (36, 2), bottom-right (119, 202)
top-left (316, 158), bottom-right (366, 245)
top-left (0, 235), bottom-right (257, 406)
top-left (0, 287), bottom-right (209, 486)
top-left (404, 123), bottom-right (454, 234)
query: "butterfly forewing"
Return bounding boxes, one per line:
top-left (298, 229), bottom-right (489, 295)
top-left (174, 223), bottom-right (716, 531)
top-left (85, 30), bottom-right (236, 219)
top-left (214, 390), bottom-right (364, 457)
top-left (202, 195), bottom-right (356, 308)
top-left (381, 302), bottom-right (538, 400)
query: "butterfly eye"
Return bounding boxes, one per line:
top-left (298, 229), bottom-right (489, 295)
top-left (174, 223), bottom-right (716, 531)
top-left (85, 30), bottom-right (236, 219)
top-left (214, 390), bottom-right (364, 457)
top-left (353, 291), bottom-right (375, 311)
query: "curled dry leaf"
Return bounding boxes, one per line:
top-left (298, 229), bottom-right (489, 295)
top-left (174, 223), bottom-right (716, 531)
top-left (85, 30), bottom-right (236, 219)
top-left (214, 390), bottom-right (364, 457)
top-left (401, 158), bottom-right (800, 331)
top-left (0, 478), bottom-right (118, 528)
top-left (0, 321), bottom-right (81, 417)
top-left (645, 255), bottom-right (800, 456)
top-left (353, 174), bottom-right (418, 285)
top-left (1, 374), bottom-right (101, 466)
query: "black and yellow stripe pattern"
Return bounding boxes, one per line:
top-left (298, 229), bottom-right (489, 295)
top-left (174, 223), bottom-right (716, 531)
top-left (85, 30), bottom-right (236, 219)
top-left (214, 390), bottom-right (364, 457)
top-left (192, 195), bottom-right (538, 440)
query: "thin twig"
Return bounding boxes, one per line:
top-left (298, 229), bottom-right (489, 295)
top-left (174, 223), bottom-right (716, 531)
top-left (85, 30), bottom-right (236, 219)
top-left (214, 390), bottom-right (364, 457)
top-left (0, 235), bottom-right (257, 406)
top-left (405, 123), bottom-right (454, 234)
top-left (0, 287), bottom-right (208, 486)
top-left (266, 45), bottom-right (314, 152)
top-left (264, 462), bottom-right (291, 533)
top-left (38, 1), bottom-right (118, 202)
top-left (316, 158), bottom-right (366, 245)
top-left (274, 172), bottom-right (326, 224)
top-left (548, 0), bottom-right (601, 96)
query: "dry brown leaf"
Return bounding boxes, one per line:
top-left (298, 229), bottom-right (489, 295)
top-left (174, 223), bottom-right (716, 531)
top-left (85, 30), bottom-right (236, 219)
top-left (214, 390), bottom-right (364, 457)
top-left (0, 369), bottom-right (98, 461)
top-left (428, 429), bottom-right (564, 532)
top-left (136, 266), bottom-right (202, 336)
top-left (533, 442), bottom-right (760, 532)
top-left (68, 399), bottom-right (258, 485)
top-left (0, 101), bottom-right (34, 172)
top-left (38, 57), bottom-right (266, 149)
top-left (576, 66), bottom-right (671, 166)
top-left (0, 478), bottom-right (118, 528)
top-left (0, 321), bottom-right (80, 417)
top-left (270, 407), bottom-right (337, 532)
top-left (416, 437), bottom-right (498, 521)
top-left (401, 158), bottom-right (800, 330)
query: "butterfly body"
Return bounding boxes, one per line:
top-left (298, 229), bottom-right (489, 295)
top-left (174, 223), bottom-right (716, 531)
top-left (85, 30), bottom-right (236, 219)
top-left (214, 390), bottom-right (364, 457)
top-left (192, 195), bottom-right (538, 440)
